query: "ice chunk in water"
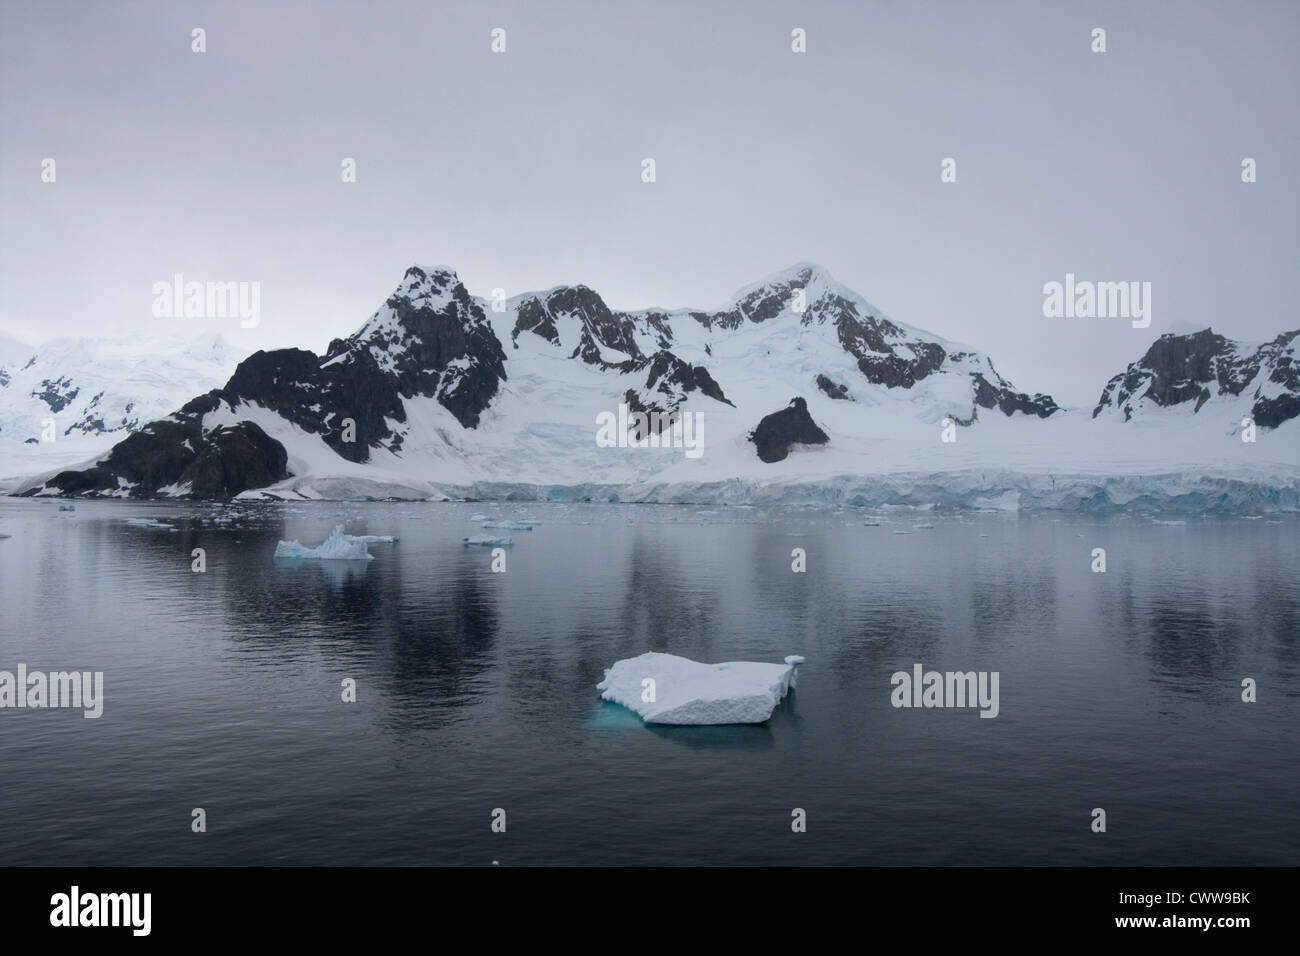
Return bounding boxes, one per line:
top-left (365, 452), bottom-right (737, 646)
top-left (597, 652), bottom-right (804, 725)
top-left (274, 525), bottom-right (374, 561)
top-left (125, 517), bottom-right (172, 529)
top-left (464, 535), bottom-right (513, 546)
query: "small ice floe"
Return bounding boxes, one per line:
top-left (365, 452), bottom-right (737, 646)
top-left (275, 525), bottom-right (375, 561)
top-left (125, 517), bottom-right (172, 529)
top-left (597, 652), bottom-right (804, 725)
top-left (863, 521), bottom-right (881, 526)
top-left (469, 513), bottom-right (490, 521)
top-left (893, 530), bottom-right (912, 535)
top-left (58, 504), bottom-right (76, 512)
top-left (464, 535), bottom-right (513, 546)
top-left (0, 533), bottom-right (11, 540)
top-left (913, 523), bottom-right (935, 529)
top-left (355, 534), bottom-right (398, 544)
top-left (481, 520), bottom-right (533, 531)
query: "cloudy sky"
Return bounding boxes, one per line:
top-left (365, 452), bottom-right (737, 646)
top-left (1, 0), bottom-right (1296, 407)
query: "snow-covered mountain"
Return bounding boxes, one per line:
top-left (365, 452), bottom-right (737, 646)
top-left (1093, 328), bottom-right (1299, 429)
top-left (11, 264), bottom-right (1300, 510)
top-left (0, 332), bottom-right (244, 481)
top-left (0, 334), bottom-right (34, 382)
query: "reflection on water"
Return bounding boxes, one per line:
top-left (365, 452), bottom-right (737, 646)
top-left (274, 555), bottom-right (373, 587)
top-left (0, 500), bottom-right (1296, 865)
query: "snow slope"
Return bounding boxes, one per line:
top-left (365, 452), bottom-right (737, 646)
top-left (0, 332), bottom-right (244, 484)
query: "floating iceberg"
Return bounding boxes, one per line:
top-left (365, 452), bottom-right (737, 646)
top-left (125, 517), bottom-right (172, 529)
top-left (464, 535), bottom-right (513, 546)
top-left (274, 525), bottom-right (374, 561)
top-left (481, 520), bottom-right (533, 531)
top-left (597, 652), bottom-right (805, 725)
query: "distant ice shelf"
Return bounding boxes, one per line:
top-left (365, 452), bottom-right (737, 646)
top-left (597, 651), bottom-right (805, 725)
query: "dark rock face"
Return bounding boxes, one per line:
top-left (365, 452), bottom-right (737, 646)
top-left (734, 267), bottom-right (815, 323)
top-left (641, 352), bottom-right (732, 407)
top-left (513, 286), bottom-right (646, 372)
top-left (816, 374), bottom-right (850, 400)
top-left (65, 391), bottom-right (106, 436)
top-left (25, 418), bottom-right (288, 498)
top-left (512, 297), bottom-right (559, 345)
top-left (1253, 331), bottom-right (1300, 427)
top-left (32, 376), bottom-right (79, 413)
top-left (225, 346), bottom-right (406, 463)
top-left (339, 266), bottom-right (507, 429)
top-left (1093, 328), bottom-right (1300, 427)
top-left (749, 397), bottom-right (830, 463)
top-left (833, 300), bottom-right (944, 389)
top-left (512, 286), bottom-right (733, 415)
top-left (184, 423), bottom-right (290, 497)
top-left (972, 372), bottom-right (1059, 418)
top-left (512, 285), bottom-right (647, 371)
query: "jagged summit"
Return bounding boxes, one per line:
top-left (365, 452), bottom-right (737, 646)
top-left (1094, 327), bottom-right (1299, 427)
top-left (725, 262), bottom-right (886, 325)
top-left (389, 264), bottom-right (462, 302)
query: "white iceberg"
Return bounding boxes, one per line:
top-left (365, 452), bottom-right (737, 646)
top-left (274, 524), bottom-right (374, 561)
top-left (464, 535), bottom-right (513, 546)
top-left (481, 520), bottom-right (533, 531)
top-left (125, 517), bottom-right (172, 529)
top-left (597, 652), bottom-right (805, 725)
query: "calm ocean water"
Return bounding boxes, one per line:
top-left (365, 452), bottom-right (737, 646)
top-left (0, 498), bottom-right (1296, 866)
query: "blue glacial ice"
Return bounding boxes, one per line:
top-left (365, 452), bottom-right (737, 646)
top-left (274, 525), bottom-right (379, 561)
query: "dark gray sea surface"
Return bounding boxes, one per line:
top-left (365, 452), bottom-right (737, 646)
top-left (0, 498), bottom-right (1295, 866)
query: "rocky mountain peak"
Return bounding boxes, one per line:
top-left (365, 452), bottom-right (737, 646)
top-left (1093, 326), bottom-right (1299, 426)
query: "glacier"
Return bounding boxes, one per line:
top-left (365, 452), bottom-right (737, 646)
top-left (0, 331), bottom-right (244, 485)
top-left (597, 652), bottom-right (805, 725)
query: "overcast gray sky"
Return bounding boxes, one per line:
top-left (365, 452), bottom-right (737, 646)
top-left (1, 0), bottom-right (1296, 407)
